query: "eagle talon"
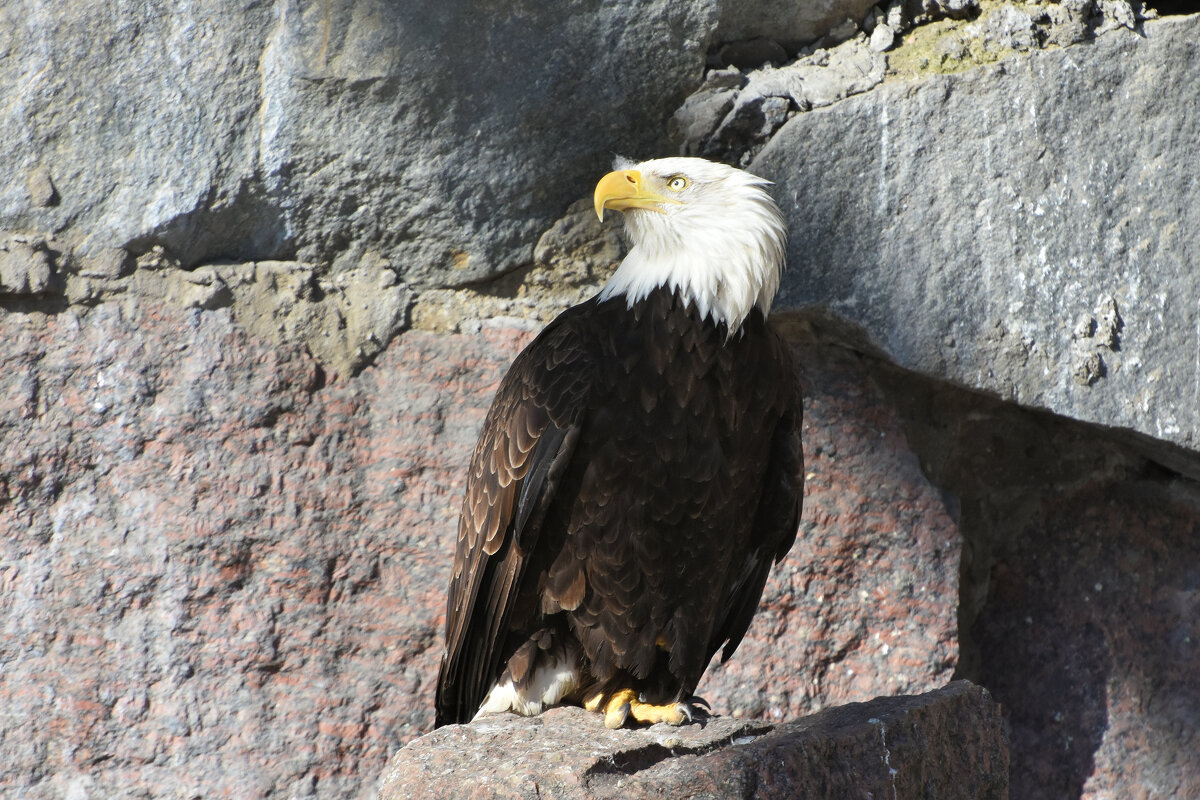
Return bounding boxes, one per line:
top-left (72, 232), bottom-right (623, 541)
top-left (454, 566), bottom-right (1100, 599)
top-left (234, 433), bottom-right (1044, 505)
top-left (588, 689), bottom-right (708, 728)
top-left (672, 697), bottom-right (713, 725)
top-left (604, 701), bottom-right (632, 729)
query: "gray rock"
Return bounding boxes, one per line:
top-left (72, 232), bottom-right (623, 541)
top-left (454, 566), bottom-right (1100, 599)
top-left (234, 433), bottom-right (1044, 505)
top-left (0, 2), bottom-right (273, 265)
top-left (1039, 2), bottom-right (1096, 47)
top-left (704, 94), bottom-right (792, 166)
top-left (1095, 0), bottom-right (1141, 32)
top-left (76, 247), bottom-right (132, 280)
top-left (532, 199), bottom-right (624, 280)
top-left (716, 0), bottom-right (879, 47)
top-left (409, 198), bottom-right (621, 336)
top-left (755, 15), bottom-right (1200, 461)
top-left (789, 42), bottom-right (887, 108)
top-left (965, 3), bottom-right (1040, 53)
top-left (869, 22), bottom-right (896, 51)
top-left (741, 40), bottom-right (887, 113)
top-left (0, 238), bottom-right (54, 295)
top-left (672, 87), bottom-right (740, 156)
top-left (0, 0), bottom-right (718, 287)
top-left (689, 38), bottom-right (886, 163)
top-left (26, 167), bottom-right (57, 208)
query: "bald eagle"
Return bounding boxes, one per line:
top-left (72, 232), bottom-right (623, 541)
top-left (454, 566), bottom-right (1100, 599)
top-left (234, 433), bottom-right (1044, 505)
top-left (435, 157), bottom-right (803, 729)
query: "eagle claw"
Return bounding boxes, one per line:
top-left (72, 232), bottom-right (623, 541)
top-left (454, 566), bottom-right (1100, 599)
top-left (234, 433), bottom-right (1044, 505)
top-left (603, 701), bottom-right (632, 730)
top-left (590, 689), bottom-right (709, 728)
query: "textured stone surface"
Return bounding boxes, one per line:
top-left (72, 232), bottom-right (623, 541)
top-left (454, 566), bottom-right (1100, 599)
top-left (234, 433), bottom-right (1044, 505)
top-left (0, 0), bottom-right (716, 285)
top-left (378, 681), bottom-right (1008, 800)
top-left (690, 39), bottom-right (888, 164)
top-left (716, 0), bottom-right (878, 47)
top-left (0, 237), bottom-right (55, 295)
top-left (10, 242), bottom-right (414, 377)
top-left (699, 328), bottom-right (960, 719)
top-left (3, 4), bottom-right (1199, 799)
top-left (0, 288), bottom-right (960, 797)
top-left (409, 198), bottom-right (623, 336)
top-left (0, 298), bottom-right (512, 797)
top-left (884, 0), bottom-right (1158, 79)
top-left (976, 478), bottom-right (1200, 800)
top-left (756, 14), bottom-right (1200, 462)
top-left (868, 355), bottom-right (1200, 800)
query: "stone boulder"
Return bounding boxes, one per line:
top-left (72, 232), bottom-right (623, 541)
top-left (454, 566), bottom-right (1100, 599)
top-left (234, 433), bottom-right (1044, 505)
top-left (378, 681), bottom-right (1009, 800)
top-left (755, 14), bottom-right (1200, 468)
top-left (0, 0), bottom-right (717, 286)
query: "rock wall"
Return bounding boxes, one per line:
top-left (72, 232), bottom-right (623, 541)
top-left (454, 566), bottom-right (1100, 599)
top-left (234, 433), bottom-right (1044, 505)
top-left (757, 15), bottom-right (1200, 463)
top-left (0, 0), bottom-right (716, 286)
top-left (0, 304), bottom-right (485, 797)
top-left (0, 295), bottom-right (963, 796)
top-left (2, 1), bottom-right (1199, 798)
top-left (871, 357), bottom-right (1200, 799)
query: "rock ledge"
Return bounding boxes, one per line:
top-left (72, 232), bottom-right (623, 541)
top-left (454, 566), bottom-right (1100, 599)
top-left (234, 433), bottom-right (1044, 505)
top-left (377, 680), bottom-right (1008, 799)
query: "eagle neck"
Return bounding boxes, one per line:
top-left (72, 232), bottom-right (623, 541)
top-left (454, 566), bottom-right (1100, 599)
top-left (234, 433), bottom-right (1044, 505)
top-left (597, 205), bottom-right (784, 332)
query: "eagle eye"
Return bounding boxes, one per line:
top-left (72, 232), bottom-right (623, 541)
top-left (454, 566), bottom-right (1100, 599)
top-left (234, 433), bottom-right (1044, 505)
top-left (666, 175), bottom-right (689, 192)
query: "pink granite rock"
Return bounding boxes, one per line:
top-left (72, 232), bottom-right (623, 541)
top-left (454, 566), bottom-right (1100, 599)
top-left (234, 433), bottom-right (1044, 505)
top-left (0, 296), bottom-right (961, 797)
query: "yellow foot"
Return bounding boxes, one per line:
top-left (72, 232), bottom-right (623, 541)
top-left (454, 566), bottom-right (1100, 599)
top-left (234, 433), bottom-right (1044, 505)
top-left (585, 690), bottom-right (709, 729)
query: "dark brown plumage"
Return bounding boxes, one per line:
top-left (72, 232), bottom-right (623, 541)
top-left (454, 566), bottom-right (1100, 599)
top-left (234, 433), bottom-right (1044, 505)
top-left (434, 156), bottom-right (802, 728)
top-left (434, 286), bottom-right (803, 727)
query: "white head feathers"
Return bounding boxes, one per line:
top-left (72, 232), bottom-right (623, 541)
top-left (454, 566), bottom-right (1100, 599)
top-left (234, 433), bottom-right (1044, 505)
top-left (594, 157), bottom-right (787, 331)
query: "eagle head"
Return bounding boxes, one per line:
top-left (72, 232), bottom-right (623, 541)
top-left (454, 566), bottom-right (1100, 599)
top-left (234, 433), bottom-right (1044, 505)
top-left (593, 156), bottom-right (787, 332)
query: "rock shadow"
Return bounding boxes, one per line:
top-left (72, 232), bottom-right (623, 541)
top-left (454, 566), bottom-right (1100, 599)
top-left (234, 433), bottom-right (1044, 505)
top-left (868, 359), bottom-right (1200, 798)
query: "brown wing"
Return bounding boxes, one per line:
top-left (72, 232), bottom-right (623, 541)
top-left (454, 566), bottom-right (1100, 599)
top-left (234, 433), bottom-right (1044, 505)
top-left (710, 326), bottom-right (804, 664)
top-left (434, 304), bottom-right (595, 726)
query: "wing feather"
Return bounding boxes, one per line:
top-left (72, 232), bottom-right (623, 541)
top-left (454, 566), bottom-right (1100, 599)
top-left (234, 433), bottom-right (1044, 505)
top-left (713, 332), bottom-right (804, 664)
top-left (435, 306), bottom-right (595, 726)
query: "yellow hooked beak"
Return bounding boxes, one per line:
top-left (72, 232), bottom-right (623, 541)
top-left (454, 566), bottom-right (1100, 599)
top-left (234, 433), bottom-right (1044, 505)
top-left (593, 169), bottom-right (675, 221)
